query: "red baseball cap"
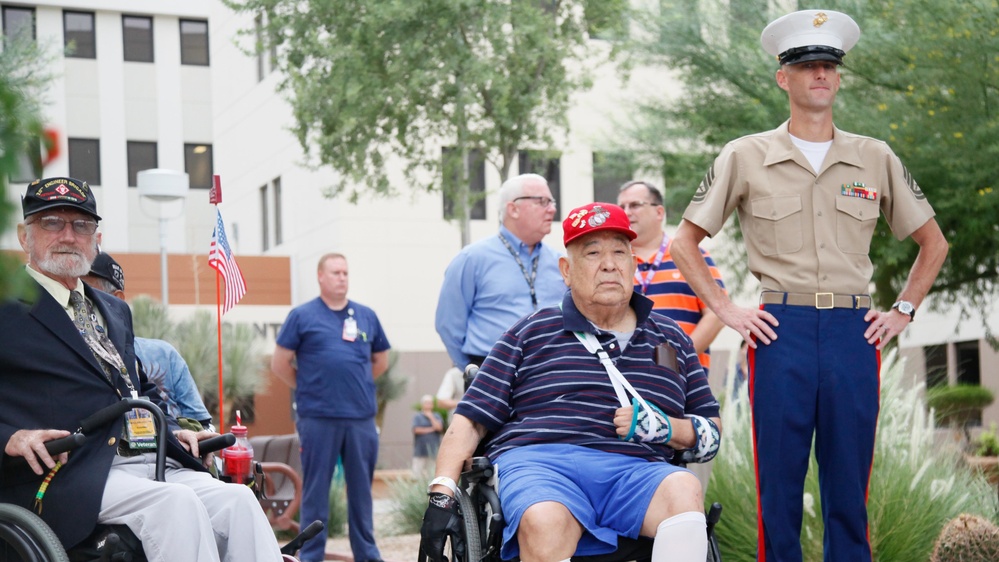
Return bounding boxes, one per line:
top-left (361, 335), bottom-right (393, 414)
top-left (562, 202), bottom-right (636, 247)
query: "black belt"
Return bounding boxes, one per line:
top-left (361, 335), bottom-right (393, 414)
top-left (760, 291), bottom-right (871, 310)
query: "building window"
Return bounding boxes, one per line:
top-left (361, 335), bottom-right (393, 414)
top-left (123, 15), bottom-right (153, 62)
top-left (260, 184), bottom-right (270, 251)
top-left (68, 138), bottom-right (101, 185)
top-left (3, 6), bottom-right (35, 42)
top-left (518, 150), bottom-right (561, 220)
top-left (956, 340), bottom-right (981, 386)
top-left (273, 177), bottom-right (283, 245)
top-left (179, 19), bottom-right (209, 66)
top-left (64, 11), bottom-right (95, 59)
top-left (592, 151), bottom-right (635, 204)
top-left (184, 143), bottom-right (213, 188)
top-left (127, 141), bottom-right (157, 187)
top-left (923, 344), bottom-right (948, 388)
top-left (442, 147), bottom-right (486, 221)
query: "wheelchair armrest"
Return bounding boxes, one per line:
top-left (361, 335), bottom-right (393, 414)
top-left (461, 456), bottom-right (494, 484)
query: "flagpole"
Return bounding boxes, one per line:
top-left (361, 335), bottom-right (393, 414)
top-left (215, 263), bottom-right (225, 433)
top-left (209, 174), bottom-right (226, 433)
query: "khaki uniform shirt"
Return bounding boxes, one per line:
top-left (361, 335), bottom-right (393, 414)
top-left (683, 121), bottom-right (935, 295)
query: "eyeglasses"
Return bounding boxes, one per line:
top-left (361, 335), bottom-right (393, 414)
top-left (619, 201), bottom-right (658, 212)
top-left (514, 196), bottom-right (557, 209)
top-left (28, 215), bottom-right (99, 235)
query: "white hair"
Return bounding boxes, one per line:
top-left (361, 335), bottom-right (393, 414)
top-left (498, 173), bottom-right (549, 221)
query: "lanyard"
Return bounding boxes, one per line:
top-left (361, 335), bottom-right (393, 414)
top-left (78, 297), bottom-right (137, 398)
top-left (498, 233), bottom-right (540, 308)
top-left (571, 330), bottom-right (661, 435)
top-left (634, 232), bottom-right (670, 295)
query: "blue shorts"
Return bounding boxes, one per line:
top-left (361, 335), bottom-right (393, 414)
top-left (495, 443), bottom-right (689, 559)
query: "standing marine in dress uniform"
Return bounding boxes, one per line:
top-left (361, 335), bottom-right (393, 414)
top-left (670, 9), bottom-right (949, 562)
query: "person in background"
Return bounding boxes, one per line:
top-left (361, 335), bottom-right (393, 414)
top-left (435, 173), bottom-right (565, 369)
top-left (411, 395), bottom-right (444, 475)
top-left (272, 253), bottom-right (390, 562)
top-left (671, 10), bottom-right (948, 561)
top-left (617, 180), bottom-right (727, 377)
top-left (82, 251), bottom-right (212, 429)
top-left (434, 365), bottom-right (465, 418)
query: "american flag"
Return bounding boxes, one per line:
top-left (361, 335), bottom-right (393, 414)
top-left (209, 209), bottom-right (247, 315)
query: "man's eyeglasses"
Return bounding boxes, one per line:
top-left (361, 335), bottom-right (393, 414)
top-left (28, 215), bottom-right (99, 235)
top-left (514, 196), bottom-right (557, 209)
top-left (620, 201), bottom-right (658, 212)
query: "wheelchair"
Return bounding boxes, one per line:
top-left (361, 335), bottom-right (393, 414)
top-left (0, 398), bottom-right (322, 562)
top-left (436, 366), bottom-right (723, 562)
top-left (448, 452), bottom-right (723, 562)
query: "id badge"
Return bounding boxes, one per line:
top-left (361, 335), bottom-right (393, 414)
top-left (343, 316), bottom-right (358, 342)
top-left (124, 408), bottom-right (157, 450)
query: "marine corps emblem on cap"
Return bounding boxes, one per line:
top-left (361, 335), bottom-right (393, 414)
top-left (761, 9), bottom-right (860, 66)
top-left (21, 176), bottom-right (102, 220)
top-left (562, 202), bottom-right (637, 247)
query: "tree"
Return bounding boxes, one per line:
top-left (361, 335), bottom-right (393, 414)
top-left (624, 0), bottom-right (999, 319)
top-left (223, 0), bottom-right (627, 244)
top-left (0, 36), bottom-right (52, 298)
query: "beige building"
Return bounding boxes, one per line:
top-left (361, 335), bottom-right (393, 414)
top-left (1, 0), bottom-right (995, 468)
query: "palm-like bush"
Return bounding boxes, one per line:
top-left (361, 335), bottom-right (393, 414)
top-left (129, 295), bottom-right (174, 340)
top-left (708, 350), bottom-right (999, 561)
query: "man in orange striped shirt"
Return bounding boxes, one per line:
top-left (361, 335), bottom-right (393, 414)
top-left (617, 181), bottom-right (727, 375)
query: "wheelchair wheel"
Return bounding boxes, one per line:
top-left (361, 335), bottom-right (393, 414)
top-left (455, 489), bottom-right (482, 562)
top-left (0, 503), bottom-right (69, 562)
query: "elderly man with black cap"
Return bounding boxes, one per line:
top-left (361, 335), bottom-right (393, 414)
top-left (83, 251), bottom-right (213, 428)
top-left (670, 9), bottom-right (948, 561)
top-left (0, 177), bottom-right (282, 560)
top-left (420, 202), bottom-right (722, 562)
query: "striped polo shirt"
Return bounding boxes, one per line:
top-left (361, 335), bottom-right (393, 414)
top-left (454, 291), bottom-right (720, 463)
top-left (634, 241), bottom-right (726, 371)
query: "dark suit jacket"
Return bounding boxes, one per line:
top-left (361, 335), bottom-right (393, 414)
top-left (0, 275), bottom-right (205, 548)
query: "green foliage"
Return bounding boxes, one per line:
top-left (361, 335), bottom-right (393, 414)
top-left (927, 384), bottom-right (995, 428)
top-left (386, 474), bottom-right (427, 536)
top-left (0, 37), bottom-right (51, 299)
top-left (129, 295), bottom-right (175, 340)
top-left (327, 474), bottom-right (348, 538)
top-left (625, 0), bottom-right (999, 315)
top-left (156, 310), bottom-right (268, 424)
top-left (708, 351), bottom-right (999, 561)
top-left (930, 513), bottom-right (999, 562)
top-left (976, 424), bottom-right (999, 457)
top-left (376, 349), bottom-right (410, 429)
top-left (221, 0), bottom-right (623, 211)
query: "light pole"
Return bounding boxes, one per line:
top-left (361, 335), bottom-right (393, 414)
top-left (137, 169), bottom-right (189, 306)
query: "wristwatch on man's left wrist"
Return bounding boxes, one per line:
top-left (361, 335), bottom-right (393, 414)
top-left (891, 300), bottom-right (916, 321)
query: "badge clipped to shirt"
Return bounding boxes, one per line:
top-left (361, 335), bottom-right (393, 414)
top-left (124, 399), bottom-right (157, 450)
top-left (343, 309), bottom-right (358, 342)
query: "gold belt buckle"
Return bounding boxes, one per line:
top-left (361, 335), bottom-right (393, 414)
top-left (815, 292), bottom-right (834, 309)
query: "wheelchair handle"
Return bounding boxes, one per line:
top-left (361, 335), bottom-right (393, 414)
top-left (463, 364), bottom-right (479, 391)
top-left (197, 433), bottom-right (236, 455)
top-left (78, 400), bottom-right (135, 434)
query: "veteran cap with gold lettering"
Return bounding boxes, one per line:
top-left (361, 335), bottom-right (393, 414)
top-left (21, 176), bottom-right (102, 220)
top-left (761, 9), bottom-right (860, 66)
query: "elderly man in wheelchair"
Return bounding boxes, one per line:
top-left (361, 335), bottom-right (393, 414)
top-left (1, 177), bottom-right (285, 561)
top-left (420, 203), bottom-right (722, 562)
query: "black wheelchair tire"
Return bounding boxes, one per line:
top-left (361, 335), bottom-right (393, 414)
top-left (455, 489), bottom-right (482, 562)
top-left (0, 503), bottom-right (69, 562)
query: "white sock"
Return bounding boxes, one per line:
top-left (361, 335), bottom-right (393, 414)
top-left (651, 511), bottom-right (707, 562)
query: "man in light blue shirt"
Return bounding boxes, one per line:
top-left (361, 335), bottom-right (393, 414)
top-left (435, 173), bottom-right (566, 369)
top-left (83, 252), bottom-right (213, 428)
